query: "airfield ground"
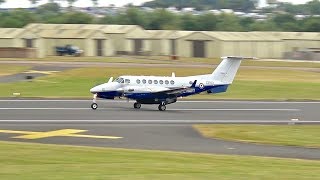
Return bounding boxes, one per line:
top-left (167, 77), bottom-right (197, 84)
top-left (0, 57), bottom-right (319, 179)
top-left (1, 141), bottom-right (320, 180)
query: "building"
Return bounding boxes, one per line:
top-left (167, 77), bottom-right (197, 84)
top-left (24, 23), bottom-right (151, 56)
top-left (36, 29), bottom-right (113, 57)
top-left (0, 28), bottom-right (40, 58)
top-left (148, 30), bottom-right (175, 56)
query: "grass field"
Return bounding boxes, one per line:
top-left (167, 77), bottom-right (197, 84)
top-left (0, 66), bottom-right (319, 99)
top-left (0, 141), bottom-right (319, 179)
top-left (0, 65), bottom-right (31, 76)
top-left (194, 125), bottom-right (320, 148)
top-left (1, 56), bottom-right (320, 68)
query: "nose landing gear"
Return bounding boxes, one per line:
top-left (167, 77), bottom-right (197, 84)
top-left (91, 94), bottom-right (98, 110)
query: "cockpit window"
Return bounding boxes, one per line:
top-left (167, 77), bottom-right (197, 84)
top-left (114, 77), bottom-right (124, 83)
top-left (125, 79), bottom-right (130, 84)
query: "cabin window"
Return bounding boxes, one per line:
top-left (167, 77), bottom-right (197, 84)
top-left (170, 80), bottom-right (175, 85)
top-left (165, 80), bottom-right (169, 85)
top-left (142, 79), bottom-right (146, 84)
top-left (154, 80), bottom-right (158, 84)
top-left (116, 78), bottom-right (124, 83)
top-left (125, 79), bottom-right (130, 84)
top-left (159, 80), bottom-right (164, 84)
top-left (189, 81), bottom-right (193, 84)
top-left (148, 80), bottom-right (152, 84)
top-left (136, 79), bottom-right (141, 84)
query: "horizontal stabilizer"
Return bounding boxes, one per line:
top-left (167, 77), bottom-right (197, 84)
top-left (221, 56), bottom-right (258, 60)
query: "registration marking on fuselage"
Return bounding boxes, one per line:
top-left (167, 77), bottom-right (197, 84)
top-left (0, 129), bottom-right (122, 140)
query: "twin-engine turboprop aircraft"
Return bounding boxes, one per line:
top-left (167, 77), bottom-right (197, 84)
top-left (90, 56), bottom-right (252, 111)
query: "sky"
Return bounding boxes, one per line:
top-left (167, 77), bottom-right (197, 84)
top-left (0, 0), bottom-right (315, 8)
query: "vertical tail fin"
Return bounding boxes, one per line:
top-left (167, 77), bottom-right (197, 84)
top-left (211, 56), bottom-right (254, 84)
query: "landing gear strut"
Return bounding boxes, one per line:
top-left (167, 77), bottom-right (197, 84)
top-left (91, 94), bottom-right (98, 110)
top-left (134, 102), bottom-right (141, 109)
top-left (158, 102), bottom-right (166, 111)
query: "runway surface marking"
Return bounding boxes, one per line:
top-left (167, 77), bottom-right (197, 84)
top-left (0, 120), bottom-right (318, 123)
top-left (0, 100), bottom-right (319, 103)
top-left (24, 70), bottom-right (59, 75)
top-left (0, 107), bottom-right (300, 111)
top-left (0, 129), bottom-right (123, 140)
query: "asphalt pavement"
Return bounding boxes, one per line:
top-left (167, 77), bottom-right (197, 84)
top-left (0, 99), bottom-right (319, 160)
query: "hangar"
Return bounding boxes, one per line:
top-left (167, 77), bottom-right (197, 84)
top-left (148, 30), bottom-right (175, 56)
top-left (0, 28), bottom-right (40, 58)
top-left (202, 31), bottom-right (284, 59)
top-left (264, 32), bottom-right (320, 52)
top-left (24, 23), bottom-right (151, 56)
top-left (165, 31), bottom-right (283, 59)
top-left (36, 29), bottom-right (113, 57)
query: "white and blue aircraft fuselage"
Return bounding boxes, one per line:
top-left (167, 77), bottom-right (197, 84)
top-left (90, 56), bottom-right (251, 111)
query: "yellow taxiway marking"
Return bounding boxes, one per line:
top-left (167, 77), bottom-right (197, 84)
top-left (24, 70), bottom-right (59, 75)
top-left (0, 129), bottom-right (122, 140)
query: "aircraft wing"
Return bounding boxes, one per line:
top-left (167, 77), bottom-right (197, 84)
top-left (151, 80), bottom-right (197, 96)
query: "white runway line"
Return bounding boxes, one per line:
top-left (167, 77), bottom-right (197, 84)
top-left (0, 100), bottom-right (319, 104)
top-left (0, 119), bottom-right (318, 123)
top-left (0, 108), bottom-right (301, 111)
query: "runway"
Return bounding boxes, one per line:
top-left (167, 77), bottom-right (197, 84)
top-left (0, 99), bottom-right (319, 160)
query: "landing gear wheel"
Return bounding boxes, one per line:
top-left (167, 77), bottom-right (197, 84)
top-left (134, 102), bottom-right (141, 109)
top-left (91, 103), bottom-right (98, 110)
top-left (158, 104), bottom-right (166, 111)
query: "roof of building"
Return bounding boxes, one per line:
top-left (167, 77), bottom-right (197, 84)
top-left (203, 31), bottom-right (281, 41)
top-left (36, 29), bottom-right (105, 39)
top-left (147, 30), bottom-right (176, 39)
top-left (167, 31), bottom-right (195, 39)
top-left (262, 32), bottom-right (320, 40)
top-left (0, 28), bottom-right (26, 38)
top-left (24, 23), bottom-right (142, 34)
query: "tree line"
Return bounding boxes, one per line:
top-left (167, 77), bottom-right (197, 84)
top-left (0, 2), bottom-right (319, 32)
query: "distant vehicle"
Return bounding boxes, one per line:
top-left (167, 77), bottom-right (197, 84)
top-left (89, 56), bottom-right (255, 111)
top-left (55, 45), bottom-right (83, 56)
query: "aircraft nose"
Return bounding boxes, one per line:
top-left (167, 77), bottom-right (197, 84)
top-left (90, 86), bottom-right (100, 93)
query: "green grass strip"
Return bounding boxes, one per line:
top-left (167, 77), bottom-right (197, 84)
top-left (0, 141), bottom-right (319, 179)
top-left (194, 125), bottom-right (320, 148)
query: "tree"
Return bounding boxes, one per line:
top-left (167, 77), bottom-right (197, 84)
top-left (64, 12), bottom-right (94, 24)
top-left (66, 0), bottom-right (77, 8)
top-left (197, 13), bottom-right (218, 31)
top-left (303, 17), bottom-right (320, 32)
top-left (0, 10), bottom-right (38, 28)
top-left (272, 13), bottom-right (298, 31)
top-left (147, 9), bottom-right (179, 30)
top-left (180, 13), bottom-right (199, 31)
top-left (216, 14), bottom-right (243, 31)
top-left (29, 0), bottom-right (40, 7)
top-left (306, 0), bottom-right (320, 15)
top-left (92, 0), bottom-right (98, 7)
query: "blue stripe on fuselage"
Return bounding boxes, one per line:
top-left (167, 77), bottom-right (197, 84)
top-left (96, 84), bottom-right (229, 100)
top-left (97, 91), bottom-right (122, 99)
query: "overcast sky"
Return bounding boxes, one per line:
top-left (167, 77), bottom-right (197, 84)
top-left (0, 0), bottom-right (315, 8)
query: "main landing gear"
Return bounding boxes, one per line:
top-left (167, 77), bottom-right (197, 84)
top-left (133, 102), bottom-right (141, 109)
top-left (133, 101), bottom-right (167, 111)
top-left (91, 94), bottom-right (98, 110)
top-left (158, 102), bottom-right (166, 111)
